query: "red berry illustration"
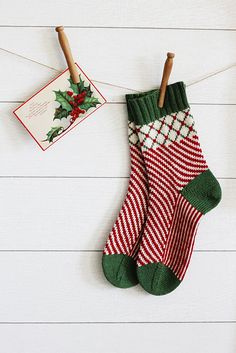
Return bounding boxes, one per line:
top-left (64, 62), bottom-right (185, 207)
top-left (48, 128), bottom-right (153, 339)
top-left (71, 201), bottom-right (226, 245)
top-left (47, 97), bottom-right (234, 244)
top-left (67, 91), bottom-right (73, 96)
top-left (77, 99), bottom-right (82, 105)
top-left (70, 106), bottom-right (85, 124)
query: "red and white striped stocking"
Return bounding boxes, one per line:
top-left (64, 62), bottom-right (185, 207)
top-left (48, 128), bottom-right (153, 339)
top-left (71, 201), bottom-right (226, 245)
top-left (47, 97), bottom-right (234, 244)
top-left (126, 82), bottom-right (221, 295)
top-left (102, 120), bottom-right (149, 288)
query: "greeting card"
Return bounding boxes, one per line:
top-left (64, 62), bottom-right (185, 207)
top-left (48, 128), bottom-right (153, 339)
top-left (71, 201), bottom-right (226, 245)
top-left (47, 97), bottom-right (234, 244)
top-left (13, 63), bottom-right (106, 151)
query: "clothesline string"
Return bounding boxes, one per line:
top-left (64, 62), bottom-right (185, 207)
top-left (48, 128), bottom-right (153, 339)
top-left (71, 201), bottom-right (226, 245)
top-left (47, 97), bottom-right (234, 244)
top-left (1, 47), bottom-right (236, 93)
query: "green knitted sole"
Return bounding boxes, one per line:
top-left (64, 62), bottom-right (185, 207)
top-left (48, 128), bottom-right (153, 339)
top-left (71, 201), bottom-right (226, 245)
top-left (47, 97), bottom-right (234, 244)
top-left (102, 254), bottom-right (138, 288)
top-left (137, 262), bottom-right (181, 295)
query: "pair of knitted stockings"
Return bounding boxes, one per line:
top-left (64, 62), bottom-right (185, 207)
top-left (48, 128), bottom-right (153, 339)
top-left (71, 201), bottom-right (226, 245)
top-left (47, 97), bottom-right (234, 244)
top-left (102, 82), bottom-right (221, 295)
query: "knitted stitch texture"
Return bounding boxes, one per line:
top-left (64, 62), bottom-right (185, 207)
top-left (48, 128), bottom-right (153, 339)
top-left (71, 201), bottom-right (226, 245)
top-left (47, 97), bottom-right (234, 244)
top-left (126, 82), bottom-right (221, 295)
top-left (102, 121), bottom-right (149, 288)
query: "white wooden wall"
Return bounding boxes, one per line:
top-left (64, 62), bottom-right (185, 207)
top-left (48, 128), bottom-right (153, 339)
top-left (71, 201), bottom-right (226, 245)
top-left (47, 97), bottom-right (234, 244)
top-left (0, 1), bottom-right (236, 352)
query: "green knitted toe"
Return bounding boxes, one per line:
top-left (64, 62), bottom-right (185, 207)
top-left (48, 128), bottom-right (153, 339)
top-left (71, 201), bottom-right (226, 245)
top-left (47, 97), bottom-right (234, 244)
top-left (102, 254), bottom-right (138, 288)
top-left (137, 262), bottom-right (181, 295)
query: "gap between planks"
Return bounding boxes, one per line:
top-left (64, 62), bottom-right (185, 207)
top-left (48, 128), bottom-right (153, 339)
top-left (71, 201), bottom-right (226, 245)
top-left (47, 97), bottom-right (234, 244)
top-left (1, 102), bottom-right (236, 106)
top-left (0, 176), bottom-right (232, 180)
top-left (0, 250), bottom-right (234, 253)
top-left (0, 25), bottom-right (236, 31)
top-left (0, 321), bottom-right (236, 324)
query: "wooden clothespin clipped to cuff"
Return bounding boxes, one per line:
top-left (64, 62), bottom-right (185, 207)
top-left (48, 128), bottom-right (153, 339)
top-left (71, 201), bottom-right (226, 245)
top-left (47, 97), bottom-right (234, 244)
top-left (158, 52), bottom-right (175, 108)
top-left (55, 26), bottom-right (79, 84)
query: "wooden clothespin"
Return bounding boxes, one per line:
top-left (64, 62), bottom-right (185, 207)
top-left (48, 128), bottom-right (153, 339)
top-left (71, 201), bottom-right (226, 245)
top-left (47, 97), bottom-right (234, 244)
top-left (55, 26), bottom-right (79, 84)
top-left (158, 52), bottom-right (175, 108)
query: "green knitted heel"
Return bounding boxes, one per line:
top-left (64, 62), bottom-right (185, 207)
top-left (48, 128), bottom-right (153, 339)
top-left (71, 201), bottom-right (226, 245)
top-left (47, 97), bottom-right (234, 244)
top-left (181, 169), bottom-right (222, 214)
top-left (102, 254), bottom-right (138, 288)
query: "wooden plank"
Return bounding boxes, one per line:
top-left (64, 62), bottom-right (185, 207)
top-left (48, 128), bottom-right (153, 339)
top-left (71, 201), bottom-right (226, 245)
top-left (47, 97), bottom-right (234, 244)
top-left (0, 1), bottom-right (235, 29)
top-left (0, 252), bottom-right (235, 321)
top-left (0, 28), bottom-right (236, 103)
top-left (0, 178), bottom-right (233, 250)
top-left (1, 103), bottom-right (130, 177)
top-left (1, 103), bottom-right (235, 178)
top-left (0, 323), bottom-right (235, 353)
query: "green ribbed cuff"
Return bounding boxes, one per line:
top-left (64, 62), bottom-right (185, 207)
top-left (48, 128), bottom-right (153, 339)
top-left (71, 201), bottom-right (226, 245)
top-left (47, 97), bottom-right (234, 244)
top-left (126, 82), bottom-right (189, 125)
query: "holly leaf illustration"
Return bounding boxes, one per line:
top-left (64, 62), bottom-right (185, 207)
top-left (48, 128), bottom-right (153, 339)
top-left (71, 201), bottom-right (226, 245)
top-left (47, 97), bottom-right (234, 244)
top-left (79, 97), bottom-right (101, 111)
top-left (54, 107), bottom-right (70, 120)
top-left (68, 75), bottom-right (93, 96)
top-left (77, 75), bottom-right (85, 93)
top-left (84, 84), bottom-right (93, 97)
top-left (68, 77), bottom-right (79, 94)
top-left (54, 90), bottom-right (72, 112)
top-left (43, 126), bottom-right (64, 143)
top-left (68, 75), bottom-right (84, 94)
